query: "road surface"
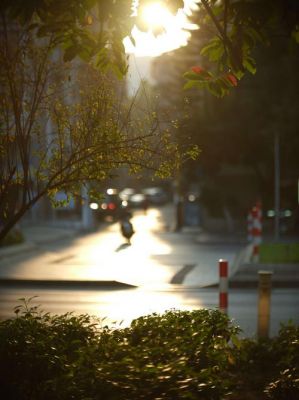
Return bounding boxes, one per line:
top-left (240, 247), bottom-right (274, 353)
top-left (0, 206), bottom-right (298, 337)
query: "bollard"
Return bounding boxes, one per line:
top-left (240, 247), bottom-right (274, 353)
top-left (257, 271), bottom-right (273, 338)
top-left (251, 206), bottom-right (262, 262)
top-left (249, 203), bottom-right (262, 262)
top-left (219, 259), bottom-right (228, 314)
top-left (247, 210), bottom-right (253, 242)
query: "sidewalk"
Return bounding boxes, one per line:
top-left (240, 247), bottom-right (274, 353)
top-left (180, 225), bottom-right (299, 288)
top-left (195, 230), bottom-right (247, 246)
top-left (0, 224), bottom-right (79, 260)
top-left (230, 260), bottom-right (299, 288)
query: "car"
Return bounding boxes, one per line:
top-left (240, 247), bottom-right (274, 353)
top-left (128, 193), bottom-right (147, 208)
top-left (119, 188), bottom-right (136, 200)
top-left (90, 189), bottom-right (128, 221)
top-left (142, 187), bottom-right (168, 205)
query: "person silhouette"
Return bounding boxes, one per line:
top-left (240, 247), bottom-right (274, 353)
top-left (120, 211), bottom-right (134, 244)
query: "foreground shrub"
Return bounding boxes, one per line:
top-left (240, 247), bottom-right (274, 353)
top-left (0, 299), bottom-right (101, 399)
top-left (264, 368), bottom-right (299, 400)
top-left (226, 322), bottom-right (299, 400)
top-left (0, 300), bottom-right (240, 399)
top-left (0, 299), bottom-right (298, 399)
top-left (95, 309), bottom-right (241, 399)
top-left (263, 323), bottom-right (299, 400)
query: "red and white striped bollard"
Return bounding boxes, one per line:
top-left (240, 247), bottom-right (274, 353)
top-left (219, 259), bottom-right (228, 314)
top-left (251, 205), bottom-right (262, 262)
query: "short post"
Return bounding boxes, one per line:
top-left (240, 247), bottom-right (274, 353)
top-left (219, 259), bottom-right (228, 314)
top-left (257, 271), bottom-right (273, 338)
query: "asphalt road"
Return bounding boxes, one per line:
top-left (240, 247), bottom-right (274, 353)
top-left (0, 207), bottom-right (298, 337)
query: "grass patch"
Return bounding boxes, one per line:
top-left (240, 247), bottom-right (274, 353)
top-left (260, 243), bottom-right (299, 263)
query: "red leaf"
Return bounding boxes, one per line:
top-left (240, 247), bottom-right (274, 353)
top-left (191, 66), bottom-right (204, 74)
top-left (226, 74), bottom-right (238, 86)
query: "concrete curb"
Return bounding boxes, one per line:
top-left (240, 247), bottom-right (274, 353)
top-left (205, 281), bottom-right (299, 289)
top-left (230, 244), bottom-right (253, 276)
top-left (229, 280), bottom-right (299, 288)
top-left (0, 278), bottom-right (137, 290)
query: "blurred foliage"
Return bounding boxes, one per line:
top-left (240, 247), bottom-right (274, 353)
top-left (232, 323), bottom-right (299, 399)
top-left (0, 0), bottom-right (133, 77)
top-left (0, 0), bottom-right (183, 78)
top-left (0, 300), bottom-right (298, 399)
top-left (184, 0), bottom-right (299, 96)
top-left (152, 10), bottom-right (299, 220)
top-left (2, 1), bottom-right (298, 95)
top-left (0, 11), bottom-right (185, 241)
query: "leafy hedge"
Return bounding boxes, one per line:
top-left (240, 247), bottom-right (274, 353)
top-left (0, 299), bottom-right (298, 399)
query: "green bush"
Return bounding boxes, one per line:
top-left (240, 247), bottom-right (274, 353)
top-left (229, 322), bottom-right (299, 400)
top-left (0, 299), bottom-right (298, 399)
top-left (264, 368), bottom-right (299, 400)
top-left (263, 323), bottom-right (299, 400)
top-left (0, 300), bottom-right (240, 400)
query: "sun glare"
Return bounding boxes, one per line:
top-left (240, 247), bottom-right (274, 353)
top-left (124, 1), bottom-right (196, 57)
top-left (142, 2), bottom-right (173, 29)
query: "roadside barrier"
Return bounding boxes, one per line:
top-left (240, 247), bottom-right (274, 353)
top-left (247, 211), bottom-right (253, 242)
top-left (247, 202), bottom-right (262, 262)
top-left (219, 259), bottom-right (228, 313)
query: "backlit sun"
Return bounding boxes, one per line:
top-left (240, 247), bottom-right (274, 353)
top-left (124, 1), bottom-right (195, 57)
top-left (141, 2), bottom-right (173, 30)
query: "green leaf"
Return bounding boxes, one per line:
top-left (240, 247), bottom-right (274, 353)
top-left (183, 71), bottom-right (207, 81)
top-left (200, 38), bottom-right (224, 62)
top-left (207, 81), bottom-right (225, 98)
top-left (243, 26), bottom-right (266, 46)
top-left (183, 80), bottom-right (206, 90)
top-left (231, 334), bottom-right (242, 349)
top-left (243, 57), bottom-right (257, 74)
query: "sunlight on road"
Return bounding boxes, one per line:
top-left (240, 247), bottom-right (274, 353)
top-left (0, 206), bottom-right (232, 289)
top-left (133, 208), bottom-right (166, 231)
top-left (109, 209), bottom-right (173, 285)
top-left (64, 208), bottom-right (178, 286)
top-left (0, 208), bottom-right (178, 286)
top-left (75, 288), bottom-right (203, 328)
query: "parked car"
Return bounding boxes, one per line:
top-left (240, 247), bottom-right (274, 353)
top-left (119, 188), bottom-right (136, 202)
top-left (90, 189), bottom-right (128, 221)
top-left (128, 193), bottom-right (147, 208)
top-left (142, 187), bottom-right (168, 205)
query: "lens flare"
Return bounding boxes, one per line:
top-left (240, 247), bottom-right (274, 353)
top-left (141, 2), bottom-right (172, 30)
